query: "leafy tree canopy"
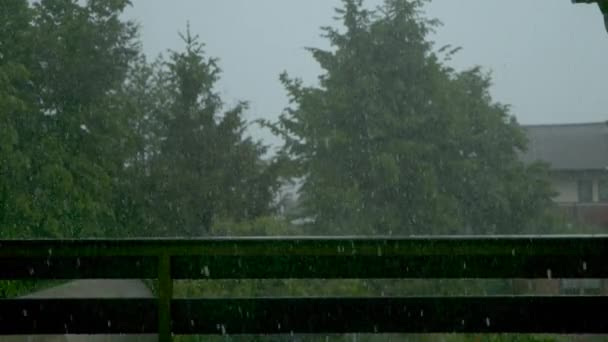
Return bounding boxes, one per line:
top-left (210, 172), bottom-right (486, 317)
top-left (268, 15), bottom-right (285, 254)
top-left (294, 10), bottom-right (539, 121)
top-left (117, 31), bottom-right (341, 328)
top-left (272, 0), bottom-right (556, 235)
top-left (121, 28), bottom-right (282, 236)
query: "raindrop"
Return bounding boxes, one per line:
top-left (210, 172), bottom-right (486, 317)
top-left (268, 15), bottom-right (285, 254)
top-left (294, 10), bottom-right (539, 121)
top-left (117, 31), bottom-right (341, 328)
top-left (511, 249), bottom-right (516, 256)
top-left (201, 266), bottom-right (210, 277)
top-left (583, 261), bottom-right (587, 271)
top-left (420, 309), bottom-right (424, 317)
top-left (485, 317), bottom-right (491, 327)
top-left (47, 248), bottom-right (53, 256)
top-left (373, 325), bottom-right (378, 333)
top-left (107, 320), bottom-right (112, 328)
top-left (76, 258), bottom-right (81, 268)
top-left (22, 309), bottom-right (27, 317)
top-left (190, 320), bottom-right (195, 327)
top-left (28, 267), bottom-right (35, 276)
top-left (463, 261), bottom-right (467, 270)
top-left (546, 269), bottom-right (552, 279)
top-left (277, 323), bottom-right (282, 330)
top-left (221, 324), bottom-right (226, 335)
top-left (461, 319), bottom-right (465, 326)
top-left (43, 108), bottom-right (57, 116)
top-left (377, 246), bottom-right (383, 257)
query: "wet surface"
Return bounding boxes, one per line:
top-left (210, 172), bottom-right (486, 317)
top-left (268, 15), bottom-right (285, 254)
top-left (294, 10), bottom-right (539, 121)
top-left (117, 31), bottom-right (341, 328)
top-left (3, 280), bottom-right (157, 342)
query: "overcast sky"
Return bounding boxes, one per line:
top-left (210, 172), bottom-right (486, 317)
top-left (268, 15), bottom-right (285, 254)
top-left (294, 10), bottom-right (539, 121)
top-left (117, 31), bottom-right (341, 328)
top-left (125, 0), bottom-right (608, 146)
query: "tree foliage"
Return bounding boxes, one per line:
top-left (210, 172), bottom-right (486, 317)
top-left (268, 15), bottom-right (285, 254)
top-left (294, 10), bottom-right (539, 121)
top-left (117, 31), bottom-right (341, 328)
top-left (273, 0), bottom-right (556, 235)
top-left (0, 1), bottom-right (571, 339)
top-left (133, 29), bottom-right (281, 236)
top-left (0, 1), bottom-right (281, 238)
top-left (1, 0), bottom-right (139, 237)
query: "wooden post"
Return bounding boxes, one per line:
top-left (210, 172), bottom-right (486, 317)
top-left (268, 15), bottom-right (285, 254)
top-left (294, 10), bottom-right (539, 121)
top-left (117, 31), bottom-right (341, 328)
top-left (158, 254), bottom-right (173, 342)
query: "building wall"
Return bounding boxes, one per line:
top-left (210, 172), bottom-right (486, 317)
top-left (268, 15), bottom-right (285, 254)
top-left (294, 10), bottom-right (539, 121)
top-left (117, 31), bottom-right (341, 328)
top-left (550, 171), bottom-right (608, 227)
top-left (551, 173), bottom-right (580, 203)
top-left (551, 171), bottom-right (608, 203)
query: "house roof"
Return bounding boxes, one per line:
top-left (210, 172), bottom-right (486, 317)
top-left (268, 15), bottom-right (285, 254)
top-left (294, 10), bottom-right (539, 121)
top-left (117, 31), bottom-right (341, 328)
top-left (521, 122), bottom-right (608, 170)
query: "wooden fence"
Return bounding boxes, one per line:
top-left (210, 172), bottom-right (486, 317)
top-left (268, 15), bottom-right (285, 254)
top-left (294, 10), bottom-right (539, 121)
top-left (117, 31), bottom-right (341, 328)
top-left (1, 236), bottom-right (607, 341)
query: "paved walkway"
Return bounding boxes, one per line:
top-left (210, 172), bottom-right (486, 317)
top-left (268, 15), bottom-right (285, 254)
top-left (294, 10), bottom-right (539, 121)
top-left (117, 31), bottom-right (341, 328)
top-left (3, 280), bottom-right (157, 342)
top-left (23, 279), bottom-right (154, 299)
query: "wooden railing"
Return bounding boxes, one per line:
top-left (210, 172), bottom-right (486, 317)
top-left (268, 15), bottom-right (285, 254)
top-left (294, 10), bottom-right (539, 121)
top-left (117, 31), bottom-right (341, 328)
top-left (1, 236), bottom-right (607, 341)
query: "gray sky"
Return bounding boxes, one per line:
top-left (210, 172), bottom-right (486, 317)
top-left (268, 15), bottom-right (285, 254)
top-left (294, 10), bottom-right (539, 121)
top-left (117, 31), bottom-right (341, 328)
top-left (125, 0), bottom-right (608, 146)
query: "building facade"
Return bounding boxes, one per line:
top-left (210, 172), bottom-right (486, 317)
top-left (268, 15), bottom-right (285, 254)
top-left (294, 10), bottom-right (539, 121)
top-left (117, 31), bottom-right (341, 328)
top-left (522, 122), bottom-right (608, 228)
top-left (521, 122), bottom-right (608, 296)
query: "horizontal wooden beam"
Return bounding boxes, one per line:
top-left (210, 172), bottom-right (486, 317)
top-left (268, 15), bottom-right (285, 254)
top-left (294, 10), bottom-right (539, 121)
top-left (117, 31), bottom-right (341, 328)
top-left (171, 255), bottom-right (604, 279)
top-left (0, 236), bottom-right (608, 279)
top-left (0, 299), bottom-right (157, 334)
top-left (0, 256), bottom-right (156, 279)
top-left (0, 236), bottom-right (606, 257)
top-left (1, 254), bottom-right (602, 279)
top-left (2, 296), bottom-right (608, 335)
top-left (0, 236), bottom-right (606, 279)
top-left (173, 296), bottom-right (608, 334)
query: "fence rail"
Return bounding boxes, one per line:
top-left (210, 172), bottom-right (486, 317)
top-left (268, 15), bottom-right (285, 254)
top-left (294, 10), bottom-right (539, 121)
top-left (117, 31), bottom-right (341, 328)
top-left (1, 236), bottom-right (607, 340)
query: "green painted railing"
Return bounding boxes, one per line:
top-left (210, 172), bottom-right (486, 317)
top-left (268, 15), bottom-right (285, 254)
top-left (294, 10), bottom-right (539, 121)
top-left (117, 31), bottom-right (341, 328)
top-left (1, 236), bottom-right (608, 341)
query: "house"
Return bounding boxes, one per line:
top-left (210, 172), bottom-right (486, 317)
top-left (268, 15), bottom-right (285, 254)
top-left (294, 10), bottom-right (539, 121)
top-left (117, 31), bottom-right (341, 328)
top-left (521, 122), bottom-right (608, 296)
top-left (521, 122), bottom-right (608, 228)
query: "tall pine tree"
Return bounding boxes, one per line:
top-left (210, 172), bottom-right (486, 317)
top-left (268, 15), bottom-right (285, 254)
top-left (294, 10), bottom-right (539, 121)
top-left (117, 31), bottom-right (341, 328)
top-left (273, 0), bottom-right (556, 235)
top-left (142, 29), bottom-right (280, 236)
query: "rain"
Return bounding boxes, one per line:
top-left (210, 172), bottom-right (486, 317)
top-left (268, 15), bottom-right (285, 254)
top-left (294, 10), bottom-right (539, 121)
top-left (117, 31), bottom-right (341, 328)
top-left (1, 0), bottom-right (608, 341)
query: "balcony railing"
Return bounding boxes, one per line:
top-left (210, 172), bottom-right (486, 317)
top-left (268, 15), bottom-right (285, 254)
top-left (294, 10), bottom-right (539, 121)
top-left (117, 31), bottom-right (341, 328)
top-left (1, 236), bottom-right (608, 341)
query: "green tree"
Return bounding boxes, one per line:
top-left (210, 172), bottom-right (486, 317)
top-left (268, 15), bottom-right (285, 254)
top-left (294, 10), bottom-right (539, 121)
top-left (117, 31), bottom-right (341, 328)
top-left (0, 0), bottom-right (140, 238)
top-left (109, 55), bottom-right (170, 236)
top-left (271, 0), bottom-right (556, 235)
top-left (0, 0), bottom-right (38, 237)
top-left (141, 29), bottom-right (281, 236)
top-left (0, 62), bottom-right (30, 237)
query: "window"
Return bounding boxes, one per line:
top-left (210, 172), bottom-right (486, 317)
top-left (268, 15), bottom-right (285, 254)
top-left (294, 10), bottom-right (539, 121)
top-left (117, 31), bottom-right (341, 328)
top-left (578, 180), bottom-right (593, 203)
top-left (599, 180), bottom-right (608, 202)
